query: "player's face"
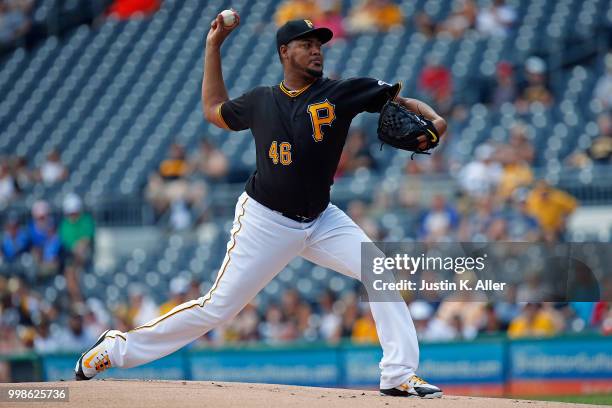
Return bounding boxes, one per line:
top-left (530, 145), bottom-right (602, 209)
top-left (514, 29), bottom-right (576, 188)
top-left (286, 37), bottom-right (324, 78)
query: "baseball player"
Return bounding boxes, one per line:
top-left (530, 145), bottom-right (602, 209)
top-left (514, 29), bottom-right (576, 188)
top-left (75, 13), bottom-right (447, 399)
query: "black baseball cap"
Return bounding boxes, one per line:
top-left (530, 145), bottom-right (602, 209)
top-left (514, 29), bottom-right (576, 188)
top-left (276, 19), bottom-right (333, 52)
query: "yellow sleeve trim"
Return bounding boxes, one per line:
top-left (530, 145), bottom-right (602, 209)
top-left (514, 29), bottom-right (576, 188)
top-left (217, 103), bottom-right (231, 130)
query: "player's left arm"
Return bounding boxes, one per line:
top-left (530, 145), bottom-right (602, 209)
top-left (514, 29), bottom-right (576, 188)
top-left (394, 97), bottom-right (448, 138)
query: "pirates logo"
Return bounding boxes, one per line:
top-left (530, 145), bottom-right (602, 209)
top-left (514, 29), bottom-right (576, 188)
top-left (304, 19), bottom-right (314, 28)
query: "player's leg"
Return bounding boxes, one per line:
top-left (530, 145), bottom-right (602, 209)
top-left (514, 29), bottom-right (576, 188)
top-left (76, 193), bottom-right (304, 379)
top-left (300, 204), bottom-right (441, 397)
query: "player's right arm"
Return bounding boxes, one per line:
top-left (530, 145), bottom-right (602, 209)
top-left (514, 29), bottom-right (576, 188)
top-left (202, 11), bottom-right (240, 129)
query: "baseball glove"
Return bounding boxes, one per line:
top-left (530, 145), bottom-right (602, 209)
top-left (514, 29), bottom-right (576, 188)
top-left (377, 101), bottom-right (440, 156)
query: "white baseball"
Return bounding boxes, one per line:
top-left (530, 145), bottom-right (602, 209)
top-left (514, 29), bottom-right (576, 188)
top-left (220, 9), bottom-right (236, 27)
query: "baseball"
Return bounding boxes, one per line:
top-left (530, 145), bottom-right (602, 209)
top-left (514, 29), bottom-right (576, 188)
top-left (220, 9), bottom-right (236, 27)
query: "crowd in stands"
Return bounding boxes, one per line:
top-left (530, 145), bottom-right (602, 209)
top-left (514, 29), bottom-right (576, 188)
top-left (1, 273), bottom-right (611, 354)
top-left (338, 121), bottom-right (578, 243)
top-left (0, 151), bottom-right (70, 209)
top-left (1, 0), bottom-right (611, 357)
top-left (0, 192), bottom-right (95, 304)
top-left (145, 140), bottom-right (229, 230)
top-left (274, 0), bottom-right (517, 39)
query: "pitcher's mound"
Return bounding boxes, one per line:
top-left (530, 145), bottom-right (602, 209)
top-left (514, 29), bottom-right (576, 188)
top-left (0, 380), bottom-right (590, 408)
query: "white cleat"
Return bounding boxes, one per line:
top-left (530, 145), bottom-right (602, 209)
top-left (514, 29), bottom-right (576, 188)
top-left (379, 375), bottom-right (443, 398)
top-left (74, 330), bottom-right (117, 380)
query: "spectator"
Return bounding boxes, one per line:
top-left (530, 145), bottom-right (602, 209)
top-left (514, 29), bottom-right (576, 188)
top-left (259, 304), bottom-right (292, 343)
top-left (346, 0), bottom-right (403, 33)
top-left (435, 276), bottom-right (484, 340)
top-left (594, 52), bottom-right (612, 109)
top-left (59, 193), bottom-right (94, 267)
top-left (318, 290), bottom-right (341, 342)
top-left (457, 145), bottom-right (503, 198)
top-left (418, 54), bottom-right (453, 114)
top-left (146, 143), bottom-right (206, 229)
top-left (189, 139), bottom-right (229, 183)
top-left (281, 289), bottom-right (301, 321)
top-left (127, 285), bottom-right (159, 328)
top-left (503, 189), bottom-right (540, 242)
top-left (28, 201), bottom-right (52, 249)
top-left (28, 200), bottom-right (62, 278)
top-left (494, 285), bottom-right (520, 330)
top-left (339, 293), bottom-right (358, 339)
top-left (0, 212), bottom-right (28, 265)
top-left (82, 299), bottom-right (110, 340)
top-left (351, 305), bottom-right (378, 344)
top-left (496, 146), bottom-right (534, 200)
top-left (59, 193), bottom-right (95, 302)
top-left (414, 12), bottom-right (437, 38)
top-left (159, 277), bottom-right (189, 315)
top-left (476, 0), bottom-right (516, 37)
top-left (275, 0), bottom-right (321, 27)
top-left (478, 303), bottom-right (502, 335)
top-left (525, 181), bottom-right (577, 241)
top-left (33, 319), bottom-right (61, 353)
top-left (458, 195), bottom-right (500, 241)
top-left (313, 0), bottom-right (346, 42)
top-left (419, 194), bottom-right (460, 241)
top-left (335, 129), bottom-right (376, 178)
top-left (409, 300), bottom-right (434, 340)
top-left (508, 303), bottom-right (559, 338)
top-left (55, 312), bottom-right (97, 351)
top-left (148, 143), bottom-right (190, 210)
top-left (12, 156), bottom-right (33, 192)
top-left (36, 149), bottom-right (69, 186)
top-left (507, 122), bottom-right (535, 165)
top-left (438, 0), bottom-right (477, 38)
top-left (296, 301), bottom-right (317, 341)
top-left (0, 159), bottom-right (17, 208)
top-left (587, 114), bottom-right (612, 165)
top-left (226, 302), bottom-right (260, 342)
top-left (491, 61), bottom-right (518, 108)
top-left (516, 57), bottom-right (553, 111)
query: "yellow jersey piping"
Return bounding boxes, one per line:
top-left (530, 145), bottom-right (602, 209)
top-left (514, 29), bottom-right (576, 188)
top-left (129, 196), bottom-right (249, 332)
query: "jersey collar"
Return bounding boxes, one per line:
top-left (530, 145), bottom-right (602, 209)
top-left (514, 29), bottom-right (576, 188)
top-left (279, 80), bottom-right (315, 98)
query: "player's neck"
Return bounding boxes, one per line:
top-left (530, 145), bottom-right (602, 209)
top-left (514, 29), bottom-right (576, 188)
top-left (282, 72), bottom-right (317, 91)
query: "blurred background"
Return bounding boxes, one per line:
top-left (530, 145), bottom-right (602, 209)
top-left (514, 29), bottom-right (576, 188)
top-left (0, 0), bottom-right (611, 402)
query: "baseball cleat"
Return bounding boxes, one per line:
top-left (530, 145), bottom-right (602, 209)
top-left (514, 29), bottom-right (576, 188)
top-left (75, 329), bottom-right (114, 381)
top-left (380, 375), bottom-right (443, 399)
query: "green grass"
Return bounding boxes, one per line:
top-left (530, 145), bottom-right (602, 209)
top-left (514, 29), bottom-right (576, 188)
top-left (527, 394), bottom-right (612, 405)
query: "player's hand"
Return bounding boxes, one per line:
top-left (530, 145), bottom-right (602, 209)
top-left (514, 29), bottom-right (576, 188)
top-left (417, 135), bottom-right (428, 151)
top-left (206, 10), bottom-right (240, 48)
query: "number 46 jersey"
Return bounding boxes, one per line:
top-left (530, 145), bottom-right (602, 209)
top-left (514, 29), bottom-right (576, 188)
top-left (218, 77), bottom-right (401, 219)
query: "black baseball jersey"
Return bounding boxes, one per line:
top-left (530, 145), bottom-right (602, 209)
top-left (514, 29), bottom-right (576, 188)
top-left (219, 77), bottom-right (401, 218)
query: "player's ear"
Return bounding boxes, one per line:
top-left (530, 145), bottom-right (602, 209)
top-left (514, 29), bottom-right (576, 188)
top-left (279, 44), bottom-right (288, 64)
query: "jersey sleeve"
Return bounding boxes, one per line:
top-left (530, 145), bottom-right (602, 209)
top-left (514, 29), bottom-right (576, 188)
top-left (342, 78), bottom-right (402, 114)
top-left (218, 89), bottom-right (257, 131)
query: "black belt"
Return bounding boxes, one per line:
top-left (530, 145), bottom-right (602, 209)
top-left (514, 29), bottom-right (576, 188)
top-left (282, 212), bottom-right (319, 223)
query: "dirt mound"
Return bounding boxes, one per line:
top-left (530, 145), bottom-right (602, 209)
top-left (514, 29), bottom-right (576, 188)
top-left (0, 380), bottom-right (591, 408)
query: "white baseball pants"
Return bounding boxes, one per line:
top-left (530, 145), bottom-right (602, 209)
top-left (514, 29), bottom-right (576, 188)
top-left (106, 192), bottom-right (419, 389)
